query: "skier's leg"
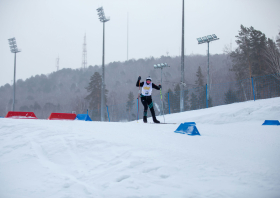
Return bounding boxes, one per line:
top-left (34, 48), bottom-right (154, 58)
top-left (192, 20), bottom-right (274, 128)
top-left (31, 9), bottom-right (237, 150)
top-left (147, 97), bottom-right (160, 123)
top-left (141, 96), bottom-right (148, 123)
top-left (143, 110), bottom-right (148, 123)
top-left (150, 107), bottom-right (160, 123)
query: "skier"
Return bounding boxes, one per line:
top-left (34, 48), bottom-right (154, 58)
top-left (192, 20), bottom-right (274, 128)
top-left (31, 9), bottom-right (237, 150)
top-left (136, 76), bottom-right (161, 123)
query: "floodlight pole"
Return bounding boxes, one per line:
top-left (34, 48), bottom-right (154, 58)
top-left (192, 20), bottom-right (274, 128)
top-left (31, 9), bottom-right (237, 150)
top-left (161, 67), bottom-right (163, 86)
top-left (101, 21), bottom-right (105, 122)
top-left (197, 34), bottom-right (219, 107)
top-left (13, 53), bottom-right (17, 111)
top-left (207, 41), bottom-right (209, 103)
top-left (180, 0), bottom-right (185, 113)
top-left (8, 37), bottom-right (20, 111)
top-left (97, 7), bottom-right (110, 121)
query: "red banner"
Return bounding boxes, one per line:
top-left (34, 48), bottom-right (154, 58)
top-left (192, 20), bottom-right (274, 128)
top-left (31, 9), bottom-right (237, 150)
top-left (48, 113), bottom-right (76, 120)
top-left (5, 111), bottom-right (38, 119)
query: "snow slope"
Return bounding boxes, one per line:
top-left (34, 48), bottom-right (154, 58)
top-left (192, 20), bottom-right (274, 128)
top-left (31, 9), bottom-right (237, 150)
top-left (0, 98), bottom-right (280, 198)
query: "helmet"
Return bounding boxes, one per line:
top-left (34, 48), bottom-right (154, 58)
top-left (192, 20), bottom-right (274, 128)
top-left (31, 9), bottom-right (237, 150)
top-left (146, 76), bottom-right (152, 85)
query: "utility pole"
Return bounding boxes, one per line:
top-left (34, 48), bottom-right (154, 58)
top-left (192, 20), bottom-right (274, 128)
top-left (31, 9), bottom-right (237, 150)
top-left (127, 12), bottom-right (129, 61)
top-left (180, 0), bottom-right (185, 112)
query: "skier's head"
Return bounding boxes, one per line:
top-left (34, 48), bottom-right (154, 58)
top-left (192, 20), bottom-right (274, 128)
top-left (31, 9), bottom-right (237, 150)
top-left (146, 76), bottom-right (152, 85)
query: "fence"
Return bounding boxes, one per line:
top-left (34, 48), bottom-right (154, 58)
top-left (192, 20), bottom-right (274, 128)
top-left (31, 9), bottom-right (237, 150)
top-left (88, 73), bottom-right (280, 122)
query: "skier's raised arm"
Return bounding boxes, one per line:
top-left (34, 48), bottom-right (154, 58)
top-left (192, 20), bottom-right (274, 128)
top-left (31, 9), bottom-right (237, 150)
top-left (136, 76), bottom-right (144, 87)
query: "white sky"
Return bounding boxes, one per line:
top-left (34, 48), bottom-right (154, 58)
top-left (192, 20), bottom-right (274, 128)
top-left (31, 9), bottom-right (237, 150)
top-left (0, 0), bottom-right (279, 87)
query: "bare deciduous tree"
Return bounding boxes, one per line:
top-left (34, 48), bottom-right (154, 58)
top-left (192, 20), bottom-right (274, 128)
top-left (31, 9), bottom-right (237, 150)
top-left (263, 37), bottom-right (280, 80)
top-left (70, 95), bottom-right (87, 114)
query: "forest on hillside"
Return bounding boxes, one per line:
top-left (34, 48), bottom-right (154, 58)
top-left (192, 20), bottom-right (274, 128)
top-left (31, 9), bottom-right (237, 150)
top-left (0, 53), bottom-right (231, 119)
top-left (0, 25), bottom-right (279, 121)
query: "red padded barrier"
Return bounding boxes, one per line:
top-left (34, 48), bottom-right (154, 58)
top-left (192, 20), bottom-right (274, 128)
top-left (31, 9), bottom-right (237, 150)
top-left (48, 113), bottom-right (76, 120)
top-left (5, 111), bottom-right (38, 119)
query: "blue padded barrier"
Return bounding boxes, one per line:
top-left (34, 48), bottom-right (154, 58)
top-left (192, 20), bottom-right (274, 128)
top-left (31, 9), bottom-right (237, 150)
top-left (75, 114), bottom-right (92, 121)
top-left (262, 120), bottom-right (280, 126)
top-left (174, 122), bottom-right (201, 136)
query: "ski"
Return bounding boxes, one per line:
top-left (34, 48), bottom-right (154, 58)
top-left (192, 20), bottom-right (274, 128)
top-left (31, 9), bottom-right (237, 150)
top-left (148, 122), bottom-right (177, 124)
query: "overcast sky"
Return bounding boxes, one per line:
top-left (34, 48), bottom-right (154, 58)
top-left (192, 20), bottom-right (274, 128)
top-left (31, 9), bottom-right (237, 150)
top-left (0, 0), bottom-right (279, 87)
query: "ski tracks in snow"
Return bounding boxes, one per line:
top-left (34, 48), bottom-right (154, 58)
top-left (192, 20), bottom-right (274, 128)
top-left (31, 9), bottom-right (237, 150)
top-left (1, 97), bottom-right (280, 198)
top-left (23, 128), bottom-right (174, 198)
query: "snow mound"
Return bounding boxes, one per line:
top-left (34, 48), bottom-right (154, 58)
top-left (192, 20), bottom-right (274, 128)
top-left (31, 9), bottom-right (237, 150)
top-left (156, 97), bottom-right (280, 125)
top-left (0, 97), bottom-right (280, 198)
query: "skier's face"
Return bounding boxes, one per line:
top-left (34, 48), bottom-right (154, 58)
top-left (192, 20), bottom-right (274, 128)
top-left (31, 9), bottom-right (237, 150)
top-left (146, 80), bottom-right (151, 84)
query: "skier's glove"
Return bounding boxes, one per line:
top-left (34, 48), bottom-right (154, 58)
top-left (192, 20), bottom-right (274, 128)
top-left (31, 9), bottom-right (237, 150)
top-left (158, 84), bottom-right (162, 89)
top-left (138, 76), bottom-right (141, 81)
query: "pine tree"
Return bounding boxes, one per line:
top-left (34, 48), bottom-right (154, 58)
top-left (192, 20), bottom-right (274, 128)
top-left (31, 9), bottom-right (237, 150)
top-left (165, 84), bottom-right (190, 113)
top-left (173, 84), bottom-right (181, 113)
top-left (184, 88), bottom-right (190, 111)
top-left (249, 27), bottom-right (267, 77)
top-left (164, 88), bottom-right (173, 114)
top-left (224, 88), bottom-right (238, 104)
top-left (230, 25), bottom-right (268, 100)
top-left (126, 91), bottom-right (135, 121)
top-left (195, 66), bottom-right (204, 87)
top-left (85, 72), bottom-right (108, 121)
top-left (277, 31), bottom-right (280, 49)
top-left (33, 102), bottom-right (41, 110)
top-left (208, 96), bottom-right (213, 107)
top-left (263, 38), bottom-right (280, 80)
top-left (231, 25), bottom-right (251, 80)
top-left (195, 66), bottom-right (206, 109)
top-left (190, 92), bottom-right (198, 110)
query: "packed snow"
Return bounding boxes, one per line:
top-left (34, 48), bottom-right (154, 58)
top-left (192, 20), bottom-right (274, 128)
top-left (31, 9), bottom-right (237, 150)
top-left (0, 97), bottom-right (280, 198)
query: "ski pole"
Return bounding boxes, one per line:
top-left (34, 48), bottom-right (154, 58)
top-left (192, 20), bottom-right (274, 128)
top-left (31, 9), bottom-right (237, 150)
top-left (160, 88), bottom-right (165, 123)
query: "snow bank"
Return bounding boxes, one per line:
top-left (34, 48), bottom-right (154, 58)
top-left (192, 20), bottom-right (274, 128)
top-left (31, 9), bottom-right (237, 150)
top-left (0, 97), bottom-right (280, 198)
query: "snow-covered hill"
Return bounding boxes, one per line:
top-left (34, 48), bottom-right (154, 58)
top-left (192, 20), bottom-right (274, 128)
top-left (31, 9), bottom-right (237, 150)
top-left (0, 98), bottom-right (280, 198)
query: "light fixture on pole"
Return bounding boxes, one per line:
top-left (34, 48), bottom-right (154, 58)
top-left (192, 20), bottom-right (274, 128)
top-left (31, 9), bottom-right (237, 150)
top-left (154, 63), bottom-right (170, 118)
top-left (153, 63), bottom-right (170, 86)
top-left (197, 34), bottom-right (219, 108)
top-left (96, 6), bottom-right (110, 121)
top-left (8, 37), bottom-right (21, 111)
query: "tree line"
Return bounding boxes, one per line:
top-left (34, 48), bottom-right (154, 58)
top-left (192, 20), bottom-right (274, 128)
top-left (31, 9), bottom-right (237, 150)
top-left (226, 25), bottom-right (280, 102)
top-left (0, 25), bottom-right (279, 120)
top-left (122, 25), bottom-right (280, 120)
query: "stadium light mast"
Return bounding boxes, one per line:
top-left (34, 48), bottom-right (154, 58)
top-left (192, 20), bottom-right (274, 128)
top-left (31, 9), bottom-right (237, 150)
top-left (8, 37), bottom-right (21, 111)
top-left (97, 6), bottom-right (110, 121)
top-left (180, 0), bottom-right (185, 113)
top-left (197, 34), bottom-right (219, 107)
